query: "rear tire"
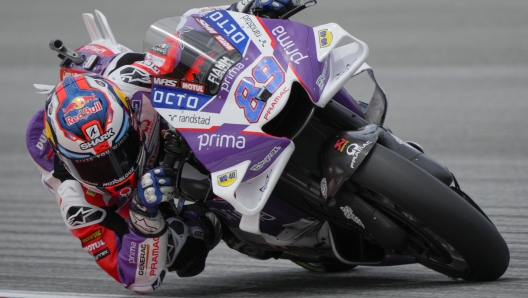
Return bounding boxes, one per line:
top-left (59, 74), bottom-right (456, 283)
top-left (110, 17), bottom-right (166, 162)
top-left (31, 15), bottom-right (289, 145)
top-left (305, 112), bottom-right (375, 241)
top-left (351, 144), bottom-right (509, 281)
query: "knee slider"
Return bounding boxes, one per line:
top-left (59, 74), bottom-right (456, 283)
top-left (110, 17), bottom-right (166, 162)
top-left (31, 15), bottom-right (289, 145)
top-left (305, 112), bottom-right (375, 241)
top-left (182, 204), bottom-right (223, 250)
top-left (166, 217), bottom-right (208, 277)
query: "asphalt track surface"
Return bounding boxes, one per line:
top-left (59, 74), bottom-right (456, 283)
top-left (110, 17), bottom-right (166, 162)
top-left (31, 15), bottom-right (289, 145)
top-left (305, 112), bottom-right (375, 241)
top-left (1, 0), bottom-right (527, 297)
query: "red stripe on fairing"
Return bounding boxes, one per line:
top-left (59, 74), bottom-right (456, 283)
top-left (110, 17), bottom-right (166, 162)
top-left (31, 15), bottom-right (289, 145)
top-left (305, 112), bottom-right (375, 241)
top-left (241, 130), bottom-right (268, 136)
top-left (177, 126), bottom-right (283, 138)
top-left (257, 17), bottom-right (276, 49)
top-left (177, 126), bottom-right (220, 133)
top-left (288, 63), bottom-right (316, 103)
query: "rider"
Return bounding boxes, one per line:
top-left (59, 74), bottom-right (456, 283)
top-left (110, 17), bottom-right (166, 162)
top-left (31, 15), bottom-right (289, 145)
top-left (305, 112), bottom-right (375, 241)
top-left (26, 1), bottom-right (301, 294)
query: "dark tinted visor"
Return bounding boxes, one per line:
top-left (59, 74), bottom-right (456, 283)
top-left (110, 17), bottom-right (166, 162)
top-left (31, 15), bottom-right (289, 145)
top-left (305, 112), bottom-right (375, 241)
top-left (61, 127), bottom-right (142, 187)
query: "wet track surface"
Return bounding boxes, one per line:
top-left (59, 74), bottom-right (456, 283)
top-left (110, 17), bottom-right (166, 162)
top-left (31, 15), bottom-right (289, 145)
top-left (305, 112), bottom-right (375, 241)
top-left (0, 1), bottom-right (527, 297)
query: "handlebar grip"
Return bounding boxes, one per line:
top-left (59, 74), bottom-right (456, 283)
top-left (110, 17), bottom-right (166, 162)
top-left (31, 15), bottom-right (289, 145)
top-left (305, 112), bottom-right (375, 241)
top-left (162, 151), bottom-right (178, 168)
top-left (161, 130), bottom-right (189, 168)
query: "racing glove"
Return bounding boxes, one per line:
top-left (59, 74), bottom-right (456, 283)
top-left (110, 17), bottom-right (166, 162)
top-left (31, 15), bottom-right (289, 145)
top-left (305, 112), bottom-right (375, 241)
top-left (129, 167), bottom-right (175, 236)
top-left (137, 167), bottom-right (176, 217)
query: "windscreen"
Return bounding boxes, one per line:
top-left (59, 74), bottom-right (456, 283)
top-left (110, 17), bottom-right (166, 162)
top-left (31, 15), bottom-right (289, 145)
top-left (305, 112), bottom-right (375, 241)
top-left (143, 15), bottom-right (242, 96)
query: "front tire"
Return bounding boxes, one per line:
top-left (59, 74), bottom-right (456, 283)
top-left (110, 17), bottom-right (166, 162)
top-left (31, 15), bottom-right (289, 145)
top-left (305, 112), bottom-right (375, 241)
top-left (350, 144), bottom-right (509, 281)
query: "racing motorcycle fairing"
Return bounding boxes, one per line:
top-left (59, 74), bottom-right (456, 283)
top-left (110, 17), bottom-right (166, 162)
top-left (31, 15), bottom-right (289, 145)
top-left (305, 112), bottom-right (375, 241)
top-left (321, 124), bottom-right (379, 199)
top-left (145, 10), bottom-right (371, 235)
top-left (321, 121), bottom-right (455, 198)
top-left (204, 195), bottom-right (333, 256)
top-left (311, 23), bottom-right (369, 106)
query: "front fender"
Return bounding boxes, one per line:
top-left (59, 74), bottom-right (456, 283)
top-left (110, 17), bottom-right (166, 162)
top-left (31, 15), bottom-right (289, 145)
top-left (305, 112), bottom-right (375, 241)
top-left (321, 124), bottom-right (381, 198)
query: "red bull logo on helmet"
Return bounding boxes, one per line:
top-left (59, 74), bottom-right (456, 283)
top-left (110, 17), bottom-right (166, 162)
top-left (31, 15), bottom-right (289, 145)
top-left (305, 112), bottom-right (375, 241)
top-left (62, 95), bottom-right (103, 126)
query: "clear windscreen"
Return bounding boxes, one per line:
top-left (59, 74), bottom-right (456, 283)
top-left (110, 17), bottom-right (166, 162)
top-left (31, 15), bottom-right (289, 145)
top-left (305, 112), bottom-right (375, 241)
top-left (143, 15), bottom-right (242, 95)
top-left (143, 16), bottom-right (183, 53)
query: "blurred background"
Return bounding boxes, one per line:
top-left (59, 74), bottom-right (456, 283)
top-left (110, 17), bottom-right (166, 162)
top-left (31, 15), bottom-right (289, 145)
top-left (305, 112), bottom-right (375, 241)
top-left (0, 1), bottom-right (527, 297)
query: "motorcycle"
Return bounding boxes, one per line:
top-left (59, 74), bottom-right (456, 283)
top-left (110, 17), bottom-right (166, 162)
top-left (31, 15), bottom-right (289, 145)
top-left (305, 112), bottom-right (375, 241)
top-left (41, 0), bottom-right (509, 280)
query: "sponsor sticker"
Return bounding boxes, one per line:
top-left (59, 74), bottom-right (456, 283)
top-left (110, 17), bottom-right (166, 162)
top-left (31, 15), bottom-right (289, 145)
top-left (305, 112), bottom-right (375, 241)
top-left (194, 17), bottom-right (219, 34)
top-left (86, 189), bottom-right (97, 197)
top-left (138, 243), bottom-right (148, 275)
top-left (208, 56), bottom-right (236, 85)
top-left (347, 141), bottom-right (373, 169)
top-left (67, 207), bottom-right (102, 226)
top-left (340, 206), bottom-right (365, 228)
top-left (62, 95), bottom-right (102, 126)
top-left (120, 67), bottom-right (151, 86)
top-left (197, 134), bottom-right (245, 151)
top-left (271, 26), bottom-right (309, 65)
top-left (180, 81), bottom-right (206, 94)
top-left (79, 44), bottom-right (114, 56)
top-left (169, 114), bottom-right (211, 125)
top-left (152, 77), bottom-right (179, 88)
top-left (83, 239), bottom-right (106, 252)
top-left (214, 35), bottom-right (236, 52)
top-left (102, 167), bottom-right (135, 187)
top-left (129, 242), bottom-right (137, 264)
top-left (320, 178), bottom-right (328, 199)
top-left (334, 138), bottom-right (349, 152)
top-left (251, 147), bottom-right (281, 171)
top-left (218, 170), bottom-right (237, 187)
top-left (81, 229), bottom-right (102, 244)
top-left (316, 60), bottom-right (328, 90)
top-left (151, 42), bottom-right (172, 56)
top-left (150, 238), bottom-right (160, 276)
top-left (263, 87), bottom-right (289, 121)
top-left (240, 15), bottom-right (263, 38)
top-left (151, 85), bottom-right (213, 111)
top-left (94, 248), bottom-right (111, 261)
top-left (80, 128), bottom-right (115, 151)
top-left (205, 10), bottom-right (249, 54)
top-left (221, 62), bottom-right (246, 93)
top-left (318, 29), bottom-right (333, 48)
top-left (152, 77), bottom-right (205, 94)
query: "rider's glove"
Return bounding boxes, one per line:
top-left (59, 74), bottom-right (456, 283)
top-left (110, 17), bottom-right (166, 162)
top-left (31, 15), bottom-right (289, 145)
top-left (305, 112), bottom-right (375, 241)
top-left (232, 0), bottom-right (299, 18)
top-left (135, 167), bottom-right (176, 217)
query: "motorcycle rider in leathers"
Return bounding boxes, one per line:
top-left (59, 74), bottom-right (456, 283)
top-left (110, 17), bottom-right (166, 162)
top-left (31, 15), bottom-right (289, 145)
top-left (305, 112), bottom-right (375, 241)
top-left (26, 1), bottom-right (302, 294)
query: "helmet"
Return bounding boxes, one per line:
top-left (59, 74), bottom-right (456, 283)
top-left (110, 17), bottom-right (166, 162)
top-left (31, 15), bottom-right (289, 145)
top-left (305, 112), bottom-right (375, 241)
top-left (45, 73), bottom-right (143, 197)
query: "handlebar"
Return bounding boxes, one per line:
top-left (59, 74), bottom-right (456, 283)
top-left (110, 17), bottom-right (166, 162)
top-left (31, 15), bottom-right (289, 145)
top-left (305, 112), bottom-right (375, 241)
top-left (161, 130), bottom-right (191, 214)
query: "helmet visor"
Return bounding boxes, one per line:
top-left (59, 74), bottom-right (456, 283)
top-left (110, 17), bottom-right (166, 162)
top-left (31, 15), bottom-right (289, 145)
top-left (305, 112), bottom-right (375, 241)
top-left (60, 127), bottom-right (142, 187)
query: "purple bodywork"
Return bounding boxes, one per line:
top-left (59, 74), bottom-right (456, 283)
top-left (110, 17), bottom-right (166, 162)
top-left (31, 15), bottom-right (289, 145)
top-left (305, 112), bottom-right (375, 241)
top-left (150, 11), bottom-right (414, 266)
top-left (161, 12), bottom-right (365, 178)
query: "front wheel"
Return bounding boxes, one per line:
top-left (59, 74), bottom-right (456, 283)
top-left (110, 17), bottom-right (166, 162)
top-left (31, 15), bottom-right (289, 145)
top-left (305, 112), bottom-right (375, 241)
top-left (350, 144), bottom-right (509, 281)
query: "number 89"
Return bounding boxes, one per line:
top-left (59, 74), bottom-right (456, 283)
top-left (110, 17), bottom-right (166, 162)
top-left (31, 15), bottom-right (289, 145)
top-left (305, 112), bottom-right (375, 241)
top-left (235, 57), bottom-right (285, 123)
